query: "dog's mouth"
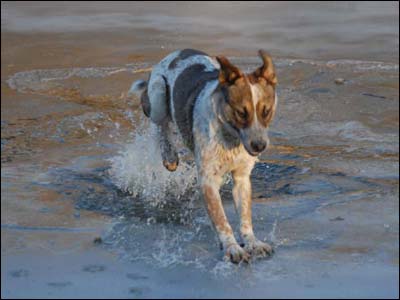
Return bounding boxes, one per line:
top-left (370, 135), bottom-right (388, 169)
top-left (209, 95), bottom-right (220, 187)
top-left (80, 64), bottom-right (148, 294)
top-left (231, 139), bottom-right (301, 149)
top-left (247, 150), bottom-right (261, 157)
top-left (242, 143), bottom-right (262, 157)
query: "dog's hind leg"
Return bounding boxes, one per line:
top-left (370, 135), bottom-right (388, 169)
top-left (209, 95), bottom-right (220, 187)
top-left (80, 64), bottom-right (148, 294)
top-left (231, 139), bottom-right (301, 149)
top-left (147, 76), bottom-right (179, 171)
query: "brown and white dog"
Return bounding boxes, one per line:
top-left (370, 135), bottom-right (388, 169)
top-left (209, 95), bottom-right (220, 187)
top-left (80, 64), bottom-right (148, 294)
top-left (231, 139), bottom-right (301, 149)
top-left (130, 49), bottom-right (278, 263)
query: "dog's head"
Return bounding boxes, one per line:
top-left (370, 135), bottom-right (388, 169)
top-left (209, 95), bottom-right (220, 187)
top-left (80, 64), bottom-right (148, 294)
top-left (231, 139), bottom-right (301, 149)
top-left (216, 50), bottom-right (278, 156)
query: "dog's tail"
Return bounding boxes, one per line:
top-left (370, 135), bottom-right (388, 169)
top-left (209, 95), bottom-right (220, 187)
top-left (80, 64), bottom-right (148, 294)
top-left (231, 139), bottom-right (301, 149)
top-left (128, 79), bottom-right (150, 117)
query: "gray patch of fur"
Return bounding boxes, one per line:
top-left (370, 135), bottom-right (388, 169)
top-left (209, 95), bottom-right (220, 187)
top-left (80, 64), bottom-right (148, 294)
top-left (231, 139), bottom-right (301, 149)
top-left (220, 125), bottom-right (241, 149)
top-left (173, 64), bottom-right (219, 150)
top-left (168, 49), bottom-right (208, 70)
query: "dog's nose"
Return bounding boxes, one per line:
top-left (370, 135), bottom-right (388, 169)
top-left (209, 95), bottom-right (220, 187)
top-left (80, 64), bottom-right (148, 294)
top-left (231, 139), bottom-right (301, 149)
top-left (250, 140), bottom-right (267, 153)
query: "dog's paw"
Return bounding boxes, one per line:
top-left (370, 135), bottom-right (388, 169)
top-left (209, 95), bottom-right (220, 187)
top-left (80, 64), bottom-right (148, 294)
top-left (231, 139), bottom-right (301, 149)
top-left (162, 158), bottom-right (179, 172)
top-left (223, 243), bottom-right (250, 264)
top-left (245, 239), bottom-right (274, 258)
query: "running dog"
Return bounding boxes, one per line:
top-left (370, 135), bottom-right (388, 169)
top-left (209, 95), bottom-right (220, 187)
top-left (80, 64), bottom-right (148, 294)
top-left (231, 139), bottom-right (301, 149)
top-left (130, 49), bottom-right (277, 263)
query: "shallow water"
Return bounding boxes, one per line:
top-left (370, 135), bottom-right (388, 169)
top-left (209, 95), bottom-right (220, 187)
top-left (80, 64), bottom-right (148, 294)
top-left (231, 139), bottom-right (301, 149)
top-left (2, 56), bottom-right (399, 298)
top-left (2, 2), bottom-right (399, 299)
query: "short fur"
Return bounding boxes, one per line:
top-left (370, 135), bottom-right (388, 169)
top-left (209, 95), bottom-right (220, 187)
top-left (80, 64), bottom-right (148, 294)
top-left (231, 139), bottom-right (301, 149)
top-left (130, 49), bottom-right (278, 263)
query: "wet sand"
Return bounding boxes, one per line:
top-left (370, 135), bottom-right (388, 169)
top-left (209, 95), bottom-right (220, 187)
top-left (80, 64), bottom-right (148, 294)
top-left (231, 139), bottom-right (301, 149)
top-left (1, 2), bottom-right (399, 298)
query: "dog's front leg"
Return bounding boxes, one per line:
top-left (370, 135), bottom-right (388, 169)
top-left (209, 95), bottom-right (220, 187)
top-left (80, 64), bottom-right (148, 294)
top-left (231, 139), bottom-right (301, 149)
top-left (201, 179), bottom-right (250, 263)
top-left (232, 168), bottom-right (274, 258)
top-left (158, 120), bottom-right (179, 172)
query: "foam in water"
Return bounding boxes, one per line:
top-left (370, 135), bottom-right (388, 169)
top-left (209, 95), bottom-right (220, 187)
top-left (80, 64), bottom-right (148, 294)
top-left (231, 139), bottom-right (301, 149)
top-left (6, 63), bottom-right (152, 92)
top-left (108, 117), bottom-right (198, 206)
top-left (7, 59), bottom-right (398, 92)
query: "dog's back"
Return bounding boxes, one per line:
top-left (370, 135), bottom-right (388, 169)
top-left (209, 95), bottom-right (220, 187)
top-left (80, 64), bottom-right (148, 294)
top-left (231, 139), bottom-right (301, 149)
top-left (131, 49), bottom-right (220, 150)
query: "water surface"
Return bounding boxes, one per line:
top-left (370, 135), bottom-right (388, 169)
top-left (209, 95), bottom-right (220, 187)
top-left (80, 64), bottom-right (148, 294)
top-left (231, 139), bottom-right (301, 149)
top-left (1, 2), bottom-right (399, 298)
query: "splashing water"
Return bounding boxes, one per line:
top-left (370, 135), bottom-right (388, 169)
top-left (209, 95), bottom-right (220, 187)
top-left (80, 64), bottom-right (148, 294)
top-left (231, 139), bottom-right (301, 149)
top-left (108, 117), bottom-right (198, 207)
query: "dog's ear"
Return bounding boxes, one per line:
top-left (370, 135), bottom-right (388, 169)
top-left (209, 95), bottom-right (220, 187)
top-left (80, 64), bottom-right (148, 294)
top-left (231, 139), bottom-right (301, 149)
top-left (252, 50), bottom-right (277, 85)
top-left (216, 56), bottom-right (243, 84)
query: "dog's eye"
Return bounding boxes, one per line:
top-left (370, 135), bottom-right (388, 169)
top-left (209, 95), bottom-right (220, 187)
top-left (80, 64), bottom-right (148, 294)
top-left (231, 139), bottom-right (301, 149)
top-left (261, 106), bottom-right (270, 119)
top-left (235, 107), bottom-right (248, 119)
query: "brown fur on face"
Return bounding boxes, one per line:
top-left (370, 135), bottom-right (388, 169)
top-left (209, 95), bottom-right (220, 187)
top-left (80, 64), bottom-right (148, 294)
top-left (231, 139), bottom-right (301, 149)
top-left (221, 77), bottom-right (255, 129)
top-left (216, 50), bottom-right (277, 129)
top-left (217, 56), bottom-right (254, 129)
top-left (255, 80), bottom-right (276, 127)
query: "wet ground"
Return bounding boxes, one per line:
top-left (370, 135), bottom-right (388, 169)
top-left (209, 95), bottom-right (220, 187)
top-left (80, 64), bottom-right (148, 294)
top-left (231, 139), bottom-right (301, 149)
top-left (1, 2), bottom-right (399, 298)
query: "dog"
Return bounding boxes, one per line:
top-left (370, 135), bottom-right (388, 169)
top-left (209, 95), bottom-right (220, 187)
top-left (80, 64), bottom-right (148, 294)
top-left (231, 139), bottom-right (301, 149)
top-left (130, 49), bottom-right (278, 263)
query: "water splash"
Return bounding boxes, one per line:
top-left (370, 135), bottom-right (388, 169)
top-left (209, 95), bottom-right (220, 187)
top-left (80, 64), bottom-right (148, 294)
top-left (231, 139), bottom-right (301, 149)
top-left (268, 219), bottom-right (279, 245)
top-left (108, 118), bottom-right (198, 206)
